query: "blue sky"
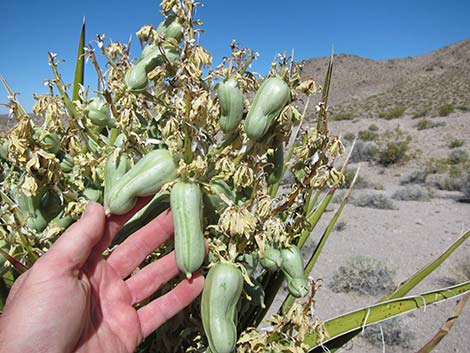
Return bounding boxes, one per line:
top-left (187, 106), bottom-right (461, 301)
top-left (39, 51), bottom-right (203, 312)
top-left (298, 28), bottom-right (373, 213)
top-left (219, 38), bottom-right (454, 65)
top-left (1, 0), bottom-right (469, 114)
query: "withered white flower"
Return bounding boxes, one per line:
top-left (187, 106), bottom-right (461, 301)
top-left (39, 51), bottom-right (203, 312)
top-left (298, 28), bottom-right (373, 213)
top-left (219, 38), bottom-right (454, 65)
top-left (218, 205), bottom-right (257, 238)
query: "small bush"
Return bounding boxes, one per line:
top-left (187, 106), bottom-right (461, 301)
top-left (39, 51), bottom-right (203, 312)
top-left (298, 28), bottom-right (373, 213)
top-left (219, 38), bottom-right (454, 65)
top-left (412, 107), bottom-right (430, 119)
top-left (368, 123), bottom-right (379, 131)
top-left (378, 106), bottom-right (406, 120)
top-left (358, 129), bottom-right (379, 142)
top-left (377, 140), bottom-right (410, 166)
top-left (331, 113), bottom-right (355, 121)
top-left (364, 318), bottom-right (415, 348)
top-left (448, 149), bottom-right (469, 164)
top-left (392, 185), bottom-right (432, 201)
top-left (350, 141), bottom-right (379, 163)
top-left (462, 173), bottom-right (470, 200)
top-left (438, 103), bottom-right (455, 117)
top-left (334, 221), bottom-right (347, 232)
top-left (341, 168), bottom-right (370, 189)
top-left (329, 256), bottom-right (396, 296)
top-left (430, 174), bottom-right (464, 191)
top-left (376, 128), bottom-right (412, 166)
top-left (343, 132), bottom-right (356, 141)
top-left (353, 192), bottom-right (398, 210)
top-left (416, 118), bottom-right (446, 130)
top-left (448, 138), bottom-right (464, 149)
top-left (439, 257), bottom-right (470, 286)
top-left (400, 170), bottom-right (428, 185)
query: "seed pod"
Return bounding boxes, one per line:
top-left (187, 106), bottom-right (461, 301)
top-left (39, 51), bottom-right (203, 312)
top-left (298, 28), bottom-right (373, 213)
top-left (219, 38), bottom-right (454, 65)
top-left (171, 181), bottom-right (206, 278)
top-left (105, 149), bottom-right (177, 215)
top-left (40, 190), bottom-right (62, 221)
top-left (260, 246), bottom-right (283, 272)
top-left (60, 154), bottom-right (74, 173)
top-left (16, 187), bottom-right (62, 232)
top-left (280, 245), bottom-right (309, 298)
top-left (204, 179), bottom-right (235, 220)
top-left (125, 46), bottom-right (180, 92)
top-left (124, 64), bottom-right (148, 92)
top-left (266, 143), bottom-right (284, 185)
top-left (244, 77), bottom-right (290, 141)
top-left (156, 15), bottom-right (184, 42)
top-left (40, 132), bottom-right (61, 154)
top-left (82, 188), bottom-right (103, 203)
top-left (86, 97), bottom-right (115, 127)
top-left (218, 79), bottom-right (244, 133)
top-left (104, 153), bottom-right (131, 207)
top-left (0, 141), bottom-right (8, 160)
top-left (201, 263), bottom-right (243, 353)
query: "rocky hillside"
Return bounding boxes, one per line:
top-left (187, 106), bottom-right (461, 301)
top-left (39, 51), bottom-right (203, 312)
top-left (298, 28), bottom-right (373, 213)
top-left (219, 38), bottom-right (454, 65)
top-left (300, 39), bottom-right (470, 119)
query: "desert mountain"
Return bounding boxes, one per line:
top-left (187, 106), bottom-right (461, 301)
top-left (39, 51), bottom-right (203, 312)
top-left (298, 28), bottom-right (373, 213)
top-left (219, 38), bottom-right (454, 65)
top-left (300, 39), bottom-right (470, 118)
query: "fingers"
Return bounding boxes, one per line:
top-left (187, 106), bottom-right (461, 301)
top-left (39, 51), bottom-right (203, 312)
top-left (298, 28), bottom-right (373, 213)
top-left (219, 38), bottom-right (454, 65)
top-left (39, 202), bottom-right (105, 270)
top-left (126, 251), bottom-right (179, 305)
top-left (138, 273), bottom-right (204, 338)
top-left (94, 196), bottom-right (153, 253)
top-left (106, 210), bottom-right (174, 278)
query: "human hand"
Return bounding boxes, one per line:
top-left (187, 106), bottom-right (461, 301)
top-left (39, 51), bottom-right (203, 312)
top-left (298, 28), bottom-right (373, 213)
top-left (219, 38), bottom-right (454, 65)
top-left (0, 201), bottom-right (204, 353)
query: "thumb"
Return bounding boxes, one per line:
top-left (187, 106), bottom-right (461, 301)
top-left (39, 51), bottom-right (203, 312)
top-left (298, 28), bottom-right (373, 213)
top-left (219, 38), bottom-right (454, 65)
top-left (40, 202), bottom-right (106, 270)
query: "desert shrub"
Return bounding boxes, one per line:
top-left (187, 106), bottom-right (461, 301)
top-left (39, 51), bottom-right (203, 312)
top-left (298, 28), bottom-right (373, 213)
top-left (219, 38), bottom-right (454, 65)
top-left (329, 256), bottom-right (396, 295)
top-left (363, 317), bottom-right (415, 348)
top-left (377, 140), bottom-right (410, 166)
top-left (331, 190), bottom-right (347, 204)
top-left (416, 118), bottom-right (446, 130)
top-left (412, 107), bottom-right (430, 119)
top-left (358, 129), bottom-right (379, 141)
top-left (448, 149), bottom-right (469, 164)
top-left (425, 159), bottom-right (449, 174)
top-left (456, 104), bottom-right (470, 112)
top-left (439, 257), bottom-right (470, 286)
top-left (378, 106), bottom-right (406, 120)
top-left (392, 185), bottom-right (432, 201)
top-left (331, 112), bottom-right (355, 121)
top-left (343, 132), bottom-right (356, 141)
top-left (438, 103), bottom-right (455, 117)
top-left (429, 174), bottom-right (464, 191)
top-left (376, 128), bottom-right (412, 166)
top-left (400, 169), bottom-right (428, 185)
top-left (353, 192), bottom-right (398, 210)
top-left (350, 141), bottom-right (379, 163)
top-left (461, 173), bottom-right (470, 200)
top-left (368, 123), bottom-right (379, 131)
top-left (334, 220), bottom-right (347, 232)
top-left (341, 168), bottom-right (369, 189)
top-left (448, 138), bottom-right (464, 149)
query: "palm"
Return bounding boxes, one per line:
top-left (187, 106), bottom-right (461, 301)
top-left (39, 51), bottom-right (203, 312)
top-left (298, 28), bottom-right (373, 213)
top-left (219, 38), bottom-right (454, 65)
top-left (0, 202), bottom-right (204, 353)
top-left (75, 255), bottom-right (142, 353)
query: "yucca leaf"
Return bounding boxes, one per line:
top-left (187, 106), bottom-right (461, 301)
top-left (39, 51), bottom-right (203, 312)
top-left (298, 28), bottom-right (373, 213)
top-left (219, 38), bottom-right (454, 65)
top-left (308, 229), bottom-right (470, 352)
top-left (0, 75), bottom-right (27, 116)
top-left (316, 51), bottom-right (333, 133)
top-left (0, 248), bottom-right (27, 274)
top-left (305, 281), bottom-right (470, 350)
top-left (72, 17), bottom-right (86, 102)
top-left (383, 229), bottom-right (470, 301)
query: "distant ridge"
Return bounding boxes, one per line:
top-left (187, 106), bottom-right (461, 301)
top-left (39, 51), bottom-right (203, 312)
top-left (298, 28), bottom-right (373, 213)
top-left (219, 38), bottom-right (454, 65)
top-left (300, 39), bottom-right (470, 118)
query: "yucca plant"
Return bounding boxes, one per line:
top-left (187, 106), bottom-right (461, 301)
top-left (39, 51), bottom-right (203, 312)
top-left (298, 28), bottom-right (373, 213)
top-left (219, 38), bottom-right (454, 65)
top-left (0, 1), bottom-right (469, 352)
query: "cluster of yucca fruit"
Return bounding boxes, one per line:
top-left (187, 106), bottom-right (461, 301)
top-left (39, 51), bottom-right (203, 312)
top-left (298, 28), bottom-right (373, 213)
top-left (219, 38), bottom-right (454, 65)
top-left (1, 1), bottom-right (469, 352)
